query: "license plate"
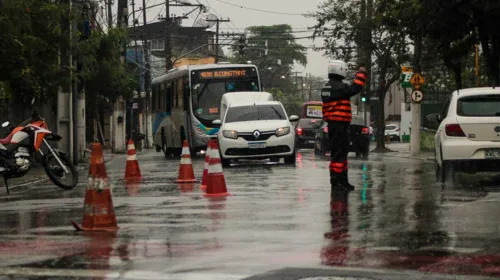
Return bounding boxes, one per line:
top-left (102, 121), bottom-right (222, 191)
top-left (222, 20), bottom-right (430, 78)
top-left (308, 140), bottom-right (315, 144)
top-left (485, 149), bottom-right (500, 159)
top-left (248, 142), bottom-right (266, 149)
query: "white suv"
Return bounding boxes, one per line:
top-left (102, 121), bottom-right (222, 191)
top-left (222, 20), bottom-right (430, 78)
top-left (429, 87), bottom-right (500, 184)
top-left (213, 101), bottom-right (299, 166)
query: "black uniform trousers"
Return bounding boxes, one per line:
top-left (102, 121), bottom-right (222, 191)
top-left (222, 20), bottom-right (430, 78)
top-left (327, 121), bottom-right (349, 184)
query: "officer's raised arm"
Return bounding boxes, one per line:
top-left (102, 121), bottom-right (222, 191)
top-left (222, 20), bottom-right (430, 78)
top-left (348, 66), bottom-right (367, 96)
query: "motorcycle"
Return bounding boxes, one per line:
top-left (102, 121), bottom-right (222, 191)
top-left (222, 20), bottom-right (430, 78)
top-left (0, 99), bottom-right (78, 194)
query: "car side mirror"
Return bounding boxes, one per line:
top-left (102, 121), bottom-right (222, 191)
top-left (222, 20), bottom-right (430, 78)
top-left (212, 119), bottom-right (222, 125)
top-left (289, 115), bottom-right (299, 122)
top-left (1, 121), bottom-right (9, 128)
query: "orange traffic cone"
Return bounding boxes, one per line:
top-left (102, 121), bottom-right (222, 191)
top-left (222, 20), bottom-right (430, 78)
top-left (204, 140), bottom-right (230, 198)
top-left (124, 139), bottom-right (142, 182)
top-left (200, 139), bottom-right (213, 190)
top-left (72, 143), bottom-right (119, 232)
top-left (176, 140), bottom-right (197, 183)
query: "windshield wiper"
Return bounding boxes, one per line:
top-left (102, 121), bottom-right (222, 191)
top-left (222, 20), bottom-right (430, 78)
top-left (271, 106), bottom-right (285, 119)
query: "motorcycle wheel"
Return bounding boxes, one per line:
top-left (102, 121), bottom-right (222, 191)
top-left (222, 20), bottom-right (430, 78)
top-left (43, 153), bottom-right (78, 190)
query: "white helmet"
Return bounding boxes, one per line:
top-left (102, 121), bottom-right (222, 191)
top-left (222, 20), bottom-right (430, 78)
top-left (328, 60), bottom-right (348, 78)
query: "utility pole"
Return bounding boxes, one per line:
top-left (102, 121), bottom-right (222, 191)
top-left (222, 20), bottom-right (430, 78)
top-left (58, 0), bottom-right (74, 161)
top-left (110, 0), bottom-right (128, 153)
top-left (106, 0), bottom-right (112, 29)
top-left (207, 17), bottom-right (230, 63)
top-left (142, 0), bottom-right (152, 147)
top-left (164, 0), bottom-right (172, 71)
top-left (72, 3), bottom-right (88, 164)
top-left (410, 34), bottom-right (423, 157)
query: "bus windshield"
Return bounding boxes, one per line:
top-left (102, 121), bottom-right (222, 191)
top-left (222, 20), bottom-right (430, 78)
top-left (191, 68), bottom-right (260, 122)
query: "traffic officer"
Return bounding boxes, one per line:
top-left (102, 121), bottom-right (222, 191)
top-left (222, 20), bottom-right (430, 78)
top-left (321, 61), bottom-right (367, 191)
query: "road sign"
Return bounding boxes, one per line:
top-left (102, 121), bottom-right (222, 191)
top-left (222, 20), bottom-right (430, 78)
top-left (401, 66), bottom-right (413, 73)
top-left (410, 73), bottom-right (425, 86)
top-left (411, 90), bottom-right (424, 103)
top-left (401, 73), bottom-right (413, 88)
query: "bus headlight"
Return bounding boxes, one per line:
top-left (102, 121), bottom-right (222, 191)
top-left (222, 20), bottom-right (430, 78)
top-left (222, 130), bottom-right (238, 139)
top-left (275, 127), bottom-right (290, 137)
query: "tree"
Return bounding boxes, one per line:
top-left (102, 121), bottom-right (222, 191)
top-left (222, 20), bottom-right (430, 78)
top-left (231, 24), bottom-right (308, 91)
top-left (310, 0), bottom-right (410, 152)
top-left (0, 0), bottom-right (69, 107)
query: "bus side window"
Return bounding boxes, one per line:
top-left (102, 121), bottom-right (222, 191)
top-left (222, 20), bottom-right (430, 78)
top-left (183, 78), bottom-right (189, 111)
top-left (166, 82), bottom-right (172, 114)
top-left (174, 80), bottom-right (179, 108)
top-left (177, 78), bottom-right (183, 109)
top-left (159, 83), bottom-right (165, 111)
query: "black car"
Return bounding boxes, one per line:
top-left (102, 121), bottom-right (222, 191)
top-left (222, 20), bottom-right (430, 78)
top-left (313, 116), bottom-right (370, 159)
top-left (295, 118), bottom-right (322, 149)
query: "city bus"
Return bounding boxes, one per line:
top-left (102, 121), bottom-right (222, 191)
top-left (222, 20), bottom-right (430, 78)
top-left (151, 63), bottom-right (261, 157)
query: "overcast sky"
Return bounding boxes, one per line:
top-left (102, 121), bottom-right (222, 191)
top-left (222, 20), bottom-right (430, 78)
top-left (116, 0), bottom-right (329, 77)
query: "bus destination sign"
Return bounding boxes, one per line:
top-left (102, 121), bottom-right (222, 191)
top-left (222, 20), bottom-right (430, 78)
top-left (198, 69), bottom-right (250, 79)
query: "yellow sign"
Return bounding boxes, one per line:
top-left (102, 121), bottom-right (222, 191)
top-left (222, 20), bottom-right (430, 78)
top-left (401, 66), bottom-right (413, 73)
top-left (306, 105), bottom-right (323, 118)
top-left (410, 73), bottom-right (425, 86)
top-left (173, 57), bottom-right (215, 68)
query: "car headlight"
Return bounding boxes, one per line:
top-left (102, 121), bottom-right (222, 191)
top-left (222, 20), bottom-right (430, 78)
top-left (275, 127), bottom-right (290, 137)
top-left (222, 130), bottom-right (238, 139)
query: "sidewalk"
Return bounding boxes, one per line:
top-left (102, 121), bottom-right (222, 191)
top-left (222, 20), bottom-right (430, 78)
top-left (7, 149), bottom-right (124, 188)
top-left (372, 142), bottom-right (434, 161)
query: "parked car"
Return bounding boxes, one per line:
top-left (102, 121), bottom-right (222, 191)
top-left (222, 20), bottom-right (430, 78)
top-left (214, 101), bottom-right (299, 166)
top-left (384, 124), bottom-right (400, 142)
top-left (427, 87), bottom-right (500, 184)
top-left (313, 116), bottom-right (370, 159)
top-left (296, 118), bottom-right (321, 149)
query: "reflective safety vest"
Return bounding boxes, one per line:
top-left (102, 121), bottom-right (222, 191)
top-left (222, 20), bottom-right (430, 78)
top-left (322, 99), bottom-right (352, 123)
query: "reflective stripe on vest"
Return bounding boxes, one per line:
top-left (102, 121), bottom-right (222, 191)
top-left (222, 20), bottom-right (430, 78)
top-left (322, 100), bottom-right (352, 123)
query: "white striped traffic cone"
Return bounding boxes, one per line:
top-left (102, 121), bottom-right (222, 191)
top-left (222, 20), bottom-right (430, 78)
top-left (204, 140), bottom-right (230, 198)
top-left (200, 139), bottom-right (213, 190)
top-left (176, 140), bottom-right (196, 183)
top-left (124, 139), bottom-right (142, 181)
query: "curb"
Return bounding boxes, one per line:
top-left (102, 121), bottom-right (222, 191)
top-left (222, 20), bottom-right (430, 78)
top-left (9, 154), bottom-right (125, 191)
top-left (380, 152), bottom-right (434, 162)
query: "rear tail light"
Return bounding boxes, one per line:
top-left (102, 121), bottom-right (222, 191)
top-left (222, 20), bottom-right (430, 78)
top-left (296, 128), bottom-right (303, 136)
top-left (361, 127), bottom-right (369, 134)
top-left (324, 127), bottom-right (328, 133)
top-left (445, 124), bottom-right (466, 137)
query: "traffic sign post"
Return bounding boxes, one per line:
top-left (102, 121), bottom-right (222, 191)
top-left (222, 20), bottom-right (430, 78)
top-left (410, 73), bottom-right (424, 157)
top-left (411, 90), bottom-right (423, 103)
top-left (401, 66), bottom-right (413, 89)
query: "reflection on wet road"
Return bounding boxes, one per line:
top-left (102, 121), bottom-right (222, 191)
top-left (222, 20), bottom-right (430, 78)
top-left (0, 149), bottom-right (500, 279)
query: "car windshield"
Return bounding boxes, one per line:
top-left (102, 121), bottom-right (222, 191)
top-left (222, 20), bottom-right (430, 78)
top-left (191, 79), bottom-right (259, 121)
top-left (457, 95), bottom-right (500, 117)
top-left (298, 118), bottom-right (320, 128)
top-left (385, 125), bottom-right (397, 130)
top-left (225, 104), bottom-right (286, 123)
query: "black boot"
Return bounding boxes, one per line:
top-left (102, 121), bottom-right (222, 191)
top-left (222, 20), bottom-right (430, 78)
top-left (340, 170), bottom-right (355, 191)
top-left (330, 172), bottom-right (346, 193)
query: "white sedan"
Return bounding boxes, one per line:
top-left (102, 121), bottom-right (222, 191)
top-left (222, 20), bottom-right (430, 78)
top-left (213, 101), bottom-right (299, 166)
top-left (429, 87), bottom-right (500, 184)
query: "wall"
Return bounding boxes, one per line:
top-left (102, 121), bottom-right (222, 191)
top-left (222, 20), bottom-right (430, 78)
top-left (384, 82), bottom-right (404, 120)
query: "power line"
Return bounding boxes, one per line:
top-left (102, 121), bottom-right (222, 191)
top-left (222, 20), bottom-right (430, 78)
top-left (198, 0), bottom-right (239, 31)
top-left (214, 0), bottom-right (304, 16)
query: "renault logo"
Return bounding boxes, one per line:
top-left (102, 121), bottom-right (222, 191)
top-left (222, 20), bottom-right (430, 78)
top-left (495, 126), bottom-right (500, 133)
top-left (253, 130), bottom-right (261, 139)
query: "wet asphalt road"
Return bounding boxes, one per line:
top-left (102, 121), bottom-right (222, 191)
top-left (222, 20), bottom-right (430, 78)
top-left (1, 148), bottom-right (500, 279)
